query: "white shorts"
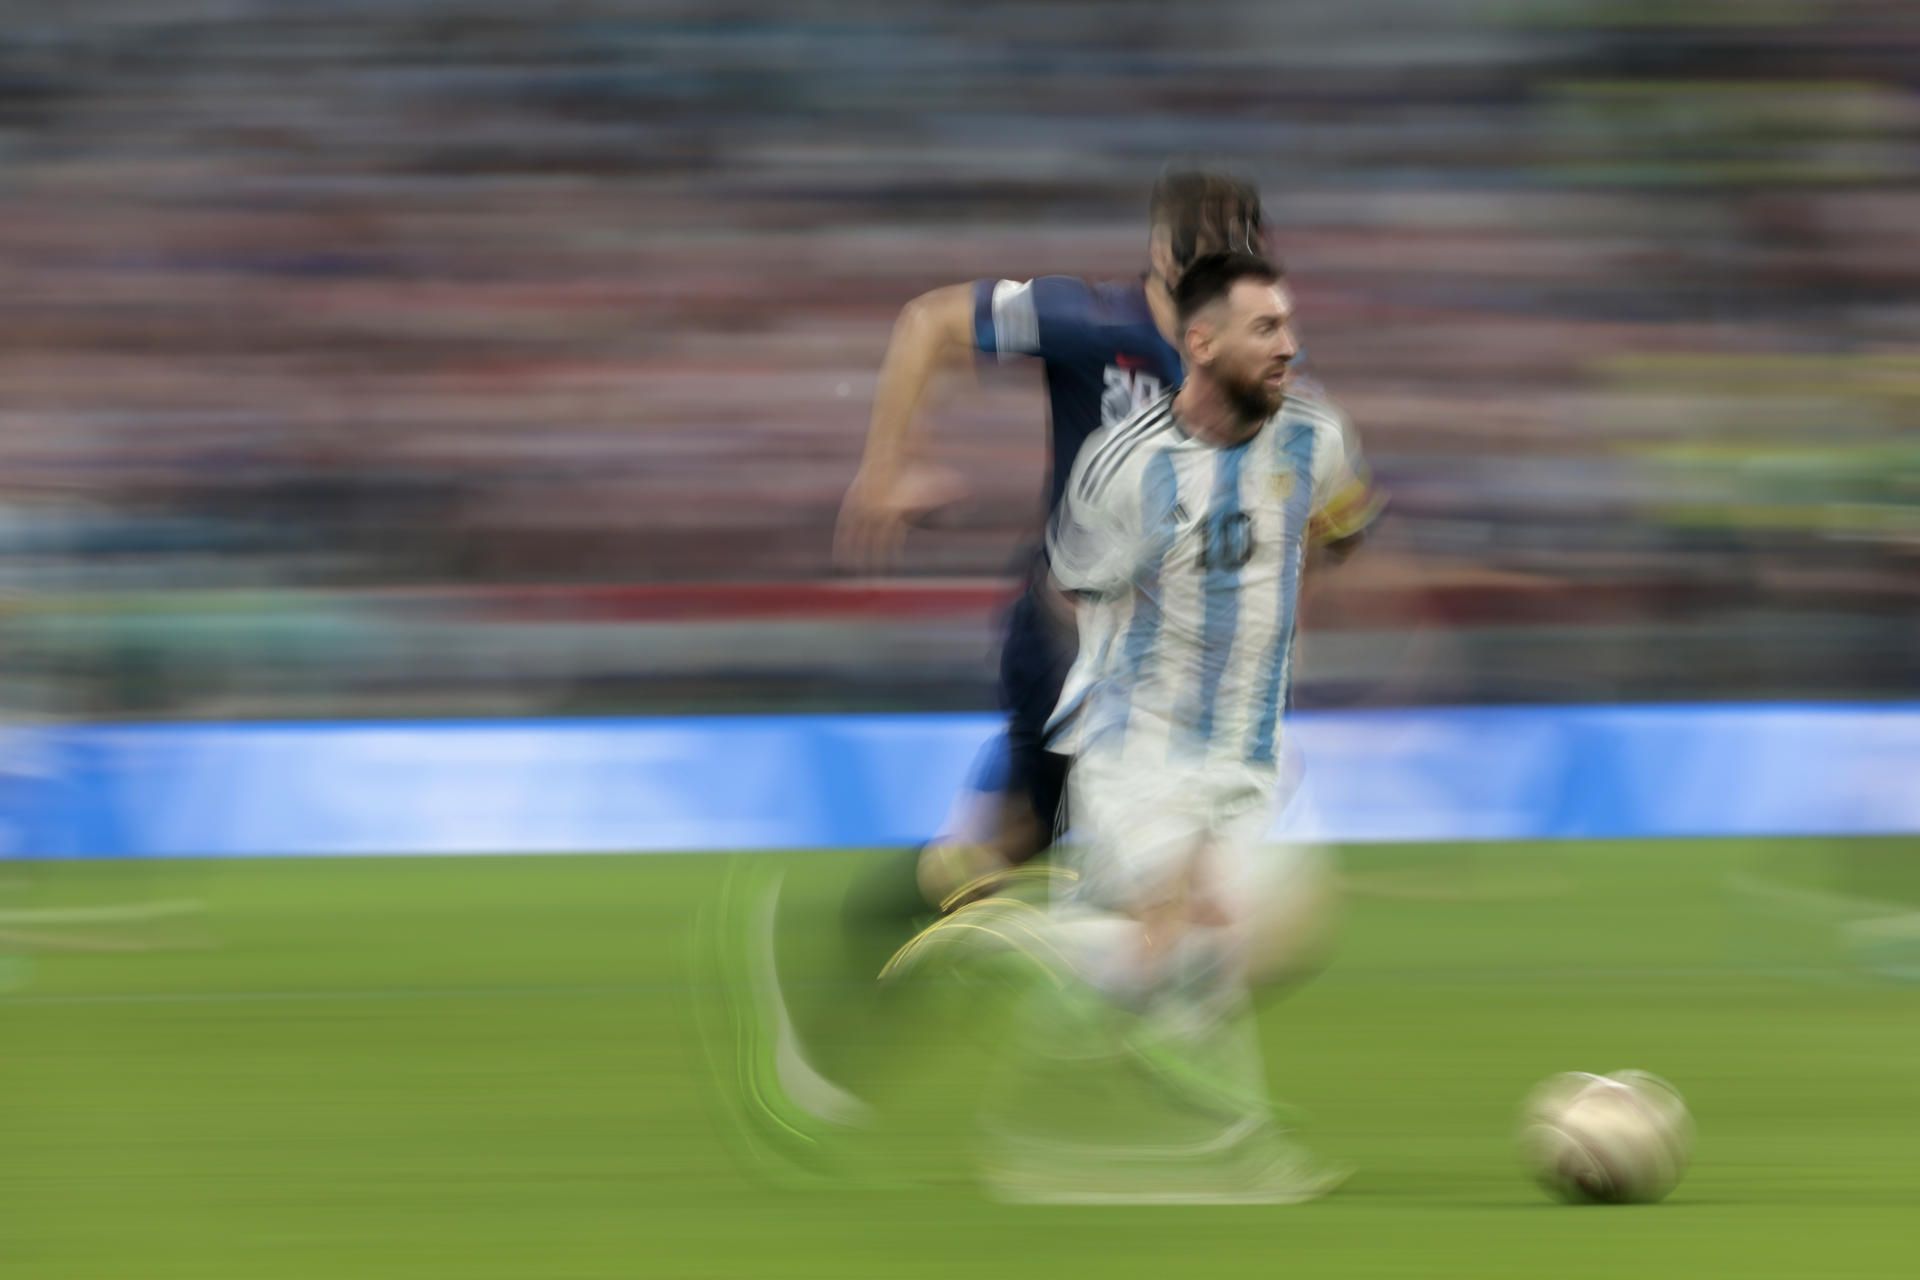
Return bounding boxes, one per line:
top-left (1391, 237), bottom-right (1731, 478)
top-left (1066, 750), bottom-right (1286, 914)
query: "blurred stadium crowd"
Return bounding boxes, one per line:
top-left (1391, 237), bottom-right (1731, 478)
top-left (0, 0), bottom-right (1914, 718)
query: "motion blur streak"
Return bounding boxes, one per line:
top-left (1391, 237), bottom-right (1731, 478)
top-left (2, 3), bottom-right (1917, 1278)
top-left (0, 0), bottom-right (1911, 719)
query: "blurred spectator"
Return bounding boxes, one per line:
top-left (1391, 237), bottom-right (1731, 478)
top-left (0, 0), bottom-right (1913, 717)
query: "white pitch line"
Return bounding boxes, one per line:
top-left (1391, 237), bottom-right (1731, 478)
top-left (1337, 869), bottom-right (1573, 903)
top-left (1724, 871), bottom-right (1919, 920)
top-left (0, 899), bottom-right (205, 926)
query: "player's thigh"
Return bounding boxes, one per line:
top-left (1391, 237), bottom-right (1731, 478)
top-left (1000, 717), bottom-right (1066, 859)
top-left (1067, 753), bottom-right (1207, 914)
top-left (1204, 783), bottom-right (1341, 987)
top-left (1239, 839), bottom-right (1341, 988)
top-left (997, 589), bottom-right (1076, 845)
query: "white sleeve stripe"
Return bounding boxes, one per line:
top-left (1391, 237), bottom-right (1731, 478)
top-left (990, 279), bottom-right (1040, 356)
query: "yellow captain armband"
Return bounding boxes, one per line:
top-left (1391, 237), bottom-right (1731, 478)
top-left (1309, 480), bottom-right (1386, 547)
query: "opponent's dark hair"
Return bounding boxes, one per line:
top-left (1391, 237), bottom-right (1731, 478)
top-left (1173, 251), bottom-right (1283, 330)
top-left (1150, 166), bottom-right (1264, 275)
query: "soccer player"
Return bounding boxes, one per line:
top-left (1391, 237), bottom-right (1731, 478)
top-left (837, 167), bottom-right (1268, 908)
top-left (928, 251), bottom-right (1382, 1202)
top-left (699, 171), bottom-right (1276, 1183)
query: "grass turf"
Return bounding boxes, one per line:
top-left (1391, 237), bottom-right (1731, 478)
top-left (5, 837), bottom-right (1919, 1278)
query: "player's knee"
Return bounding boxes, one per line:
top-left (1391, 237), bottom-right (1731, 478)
top-left (1241, 846), bottom-right (1342, 990)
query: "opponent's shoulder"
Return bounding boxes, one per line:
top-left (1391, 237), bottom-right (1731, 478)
top-left (1084, 275), bottom-right (1149, 311)
top-left (972, 273), bottom-right (1098, 358)
top-left (1022, 273), bottom-right (1098, 312)
top-left (1080, 277), bottom-right (1166, 338)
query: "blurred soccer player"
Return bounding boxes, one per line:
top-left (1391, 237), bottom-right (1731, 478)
top-left (699, 169), bottom-right (1280, 1183)
top-left (906, 252), bottom-right (1382, 1201)
top-left (838, 167), bottom-right (1268, 909)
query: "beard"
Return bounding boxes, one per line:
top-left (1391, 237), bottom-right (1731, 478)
top-left (1222, 365), bottom-right (1286, 426)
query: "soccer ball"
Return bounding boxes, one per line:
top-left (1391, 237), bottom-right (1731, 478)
top-left (1519, 1070), bottom-right (1693, 1204)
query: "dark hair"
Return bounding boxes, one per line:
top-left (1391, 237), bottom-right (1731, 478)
top-left (1150, 166), bottom-right (1264, 275)
top-left (1173, 251), bottom-right (1282, 330)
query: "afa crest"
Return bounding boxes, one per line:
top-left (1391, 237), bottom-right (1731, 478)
top-left (1269, 470), bottom-right (1297, 501)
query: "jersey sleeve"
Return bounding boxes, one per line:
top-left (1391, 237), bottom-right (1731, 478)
top-left (1307, 404), bottom-right (1386, 546)
top-left (1046, 429), bottom-right (1143, 595)
top-left (971, 275), bottom-right (1097, 361)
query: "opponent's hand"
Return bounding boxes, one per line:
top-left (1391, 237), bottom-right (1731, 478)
top-left (833, 460), bottom-right (969, 572)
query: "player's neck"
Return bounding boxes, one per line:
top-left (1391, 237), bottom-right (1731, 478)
top-left (1173, 381), bottom-right (1263, 448)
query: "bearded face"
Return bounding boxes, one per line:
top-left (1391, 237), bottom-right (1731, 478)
top-left (1194, 279), bottom-right (1298, 425)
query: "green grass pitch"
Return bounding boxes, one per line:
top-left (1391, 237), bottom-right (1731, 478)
top-left (5, 837), bottom-right (1919, 1278)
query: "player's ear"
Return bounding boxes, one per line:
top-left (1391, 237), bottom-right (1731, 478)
top-left (1183, 314), bottom-right (1214, 368)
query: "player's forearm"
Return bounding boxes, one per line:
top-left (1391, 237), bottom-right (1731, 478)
top-left (859, 286), bottom-right (974, 475)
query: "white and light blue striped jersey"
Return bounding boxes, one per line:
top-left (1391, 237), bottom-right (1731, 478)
top-left (1045, 387), bottom-right (1380, 772)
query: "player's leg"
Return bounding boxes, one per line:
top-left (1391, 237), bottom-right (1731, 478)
top-left (975, 760), bottom-right (1343, 1202)
top-left (909, 749), bottom-right (1253, 1015)
top-left (1239, 841), bottom-right (1340, 997)
top-left (884, 747), bottom-right (1190, 1013)
top-left (1123, 781), bottom-right (1295, 1095)
top-left (1239, 757), bottom-right (1342, 1000)
top-left (968, 754), bottom-right (1206, 1196)
top-left (708, 577), bottom-right (1075, 1177)
top-left (1109, 775), bottom-right (1348, 1196)
top-left (844, 731), bottom-right (1010, 975)
top-left (690, 858), bottom-right (880, 1189)
top-left (700, 723), bottom-right (1039, 1189)
top-left (916, 580), bottom-right (1075, 907)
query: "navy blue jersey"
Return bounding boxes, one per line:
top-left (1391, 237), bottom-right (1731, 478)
top-left (971, 276), bottom-right (1185, 517)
